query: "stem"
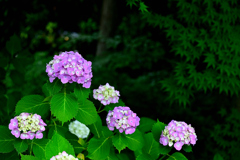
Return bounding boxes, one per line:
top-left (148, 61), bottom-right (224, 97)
top-left (159, 154), bottom-right (167, 160)
top-left (98, 104), bottom-right (102, 112)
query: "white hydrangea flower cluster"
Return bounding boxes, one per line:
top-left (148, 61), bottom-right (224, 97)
top-left (69, 120), bottom-right (90, 138)
top-left (159, 120), bottom-right (197, 151)
top-left (93, 83), bottom-right (120, 105)
top-left (50, 151), bottom-right (78, 160)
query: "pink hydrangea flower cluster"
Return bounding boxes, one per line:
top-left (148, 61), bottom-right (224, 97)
top-left (50, 151), bottom-right (78, 160)
top-left (46, 51), bottom-right (93, 88)
top-left (93, 83), bottom-right (120, 105)
top-left (9, 113), bottom-right (46, 139)
top-left (106, 106), bottom-right (140, 134)
top-left (159, 120), bottom-right (197, 151)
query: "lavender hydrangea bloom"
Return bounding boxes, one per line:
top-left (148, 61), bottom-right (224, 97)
top-left (50, 151), bottom-right (79, 160)
top-left (9, 113), bottom-right (46, 140)
top-left (106, 106), bottom-right (140, 134)
top-left (46, 51), bottom-right (93, 88)
top-left (159, 120), bottom-right (197, 151)
top-left (93, 83), bottom-right (120, 105)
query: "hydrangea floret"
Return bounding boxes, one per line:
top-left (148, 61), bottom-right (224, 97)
top-left (106, 106), bottom-right (140, 134)
top-left (46, 51), bottom-right (93, 88)
top-left (69, 120), bottom-right (90, 139)
top-left (9, 112), bottom-right (47, 139)
top-left (93, 83), bottom-right (120, 105)
top-left (159, 120), bottom-right (197, 151)
top-left (50, 151), bottom-right (78, 160)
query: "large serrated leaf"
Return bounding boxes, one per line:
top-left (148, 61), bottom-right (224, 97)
top-left (124, 129), bottom-right (144, 151)
top-left (87, 137), bottom-right (111, 160)
top-left (15, 95), bottom-right (50, 119)
top-left (13, 139), bottom-right (28, 153)
top-left (152, 120), bottom-right (167, 142)
top-left (6, 34), bottom-right (22, 56)
top-left (45, 132), bottom-right (75, 160)
top-left (21, 155), bottom-right (40, 160)
top-left (112, 132), bottom-right (127, 153)
top-left (138, 117), bottom-right (156, 133)
top-left (32, 139), bottom-right (49, 160)
top-left (75, 99), bottom-right (98, 125)
top-left (136, 154), bottom-right (152, 160)
top-left (47, 79), bottom-right (62, 96)
top-left (0, 126), bottom-right (15, 153)
top-left (142, 133), bottom-right (161, 159)
top-left (88, 114), bottom-right (102, 138)
top-left (167, 152), bottom-right (188, 160)
top-left (50, 93), bottom-right (78, 123)
top-left (74, 85), bottom-right (90, 103)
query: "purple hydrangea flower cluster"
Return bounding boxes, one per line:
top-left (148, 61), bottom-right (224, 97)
top-left (50, 151), bottom-right (78, 160)
top-left (106, 106), bottom-right (140, 134)
top-left (93, 83), bottom-right (120, 105)
top-left (46, 51), bottom-right (93, 88)
top-left (9, 113), bottom-right (47, 139)
top-left (159, 120), bottom-right (197, 151)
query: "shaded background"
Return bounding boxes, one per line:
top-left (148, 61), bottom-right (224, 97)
top-left (1, 0), bottom-right (240, 159)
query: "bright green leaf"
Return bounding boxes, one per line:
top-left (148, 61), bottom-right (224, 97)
top-left (136, 154), bottom-right (152, 160)
top-left (138, 117), bottom-right (156, 133)
top-left (32, 139), bottom-right (49, 160)
top-left (20, 155), bottom-right (40, 160)
top-left (152, 120), bottom-right (167, 142)
top-left (74, 85), bottom-right (90, 104)
top-left (142, 133), bottom-right (161, 159)
top-left (88, 114), bottom-right (102, 138)
top-left (13, 139), bottom-right (28, 153)
top-left (50, 93), bottom-right (78, 123)
top-left (125, 129), bottom-right (144, 151)
top-left (47, 79), bottom-right (62, 96)
top-left (112, 132), bottom-right (127, 153)
top-left (167, 152), bottom-right (188, 160)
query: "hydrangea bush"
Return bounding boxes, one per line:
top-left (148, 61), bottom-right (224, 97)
top-left (0, 51), bottom-right (196, 160)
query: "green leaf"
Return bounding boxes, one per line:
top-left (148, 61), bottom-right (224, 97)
top-left (45, 132), bottom-right (75, 160)
top-left (0, 126), bottom-right (15, 153)
top-left (138, 117), bottom-right (156, 133)
top-left (6, 34), bottom-right (22, 56)
top-left (47, 124), bottom-right (68, 139)
top-left (74, 85), bottom-right (90, 104)
top-left (42, 83), bottom-right (50, 97)
top-left (32, 139), bottom-right (49, 160)
top-left (104, 99), bottom-right (125, 112)
top-left (88, 114), bottom-right (102, 138)
top-left (13, 139), bottom-right (28, 153)
top-left (182, 144), bottom-right (192, 152)
top-left (21, 155), bottom-right (40, 160)
top-left (101, 126), bottom-right (113, 138)
top-left (50, 93), bottom-right (78, 123)
top-left (116, 153), bottom-right (131, 160)
top-left (87, 137), bottom-right (111, 160)
top-left (167, 152), bottom-right (188, 160)
top-left (106, 147), bottom-right (119, 160)
top-left (125, 129), bottom-right (144, 151)
top-left (139, 2), bottom-right (149, 13)
top-left (213, 153), bottom-right (224, 160)
top-left (0, 150), bottom-right (20, 160)
top-left (152, 120), bottom-right (167, 142)
top-left (46, 79), bottom-right (62, 96)
top-left (142, 133), bottom-right (161, 159)
top-left (112, 132), bottom-right (127, 153)
top-left (136, 154), bottom-right (152, 160)
top-left (15, 95), bottom-right (50, 119)
top-left (75, 99), bottom-right (98, 125)
top-left (159, 144), bottom-right (172, 155)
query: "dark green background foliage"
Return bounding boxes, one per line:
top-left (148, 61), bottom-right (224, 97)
top-left (1, 0), bottom-right (240, 159)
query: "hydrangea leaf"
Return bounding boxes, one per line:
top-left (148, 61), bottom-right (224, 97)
top-left (182, 144), bottom-right (192, 152)
top-left (0, 126), bottom-right (15, 153)
top-left (88, 114), bottom-right (102, 138)
top-left (15, 95), bottom-right (50, 119)
top-left (106, 147), bottom-right (119, 160)
top-left (213, 153), bottom-right (224, 160)
top-left (116, 153), bottom-right (131, 160)
top-left (159, 144), bottom-right (172, 155)
top-left (74, 85), bottom-right (90, 104)
top-left (138, 117), bottom-right (156, 133)
top-left (104, 99), bottom-right (125, 112)
top-left (136, 154), bottom-right (152, 160)
top-left (167, 152), bottom-right (188, 160)
top-left (50, 93), bottom-right (78, 123)
top-left (151, 120), bottom-right (167, 142)
top-left (46, 79), bottom-right (62, 96)
top-left (32, 139), bottom-right (49, 160)
top-left (6, 34), bottom-right (22, 56)
top-left (101, 126), bottom-right (114, 138)
top-left (20, 155), bottom-right (40, 160)
top-left (124, 129), bottom-right (144, 151)
top-left (45, 132), bottom-right (75, 160)
top-left (142, 133), bottom-right (161, 159)
top-left (0, 150), bottom-right (19, 160)
top-left (87, 137), bottom-right (111, 160)
top-left (75, 99), bottom-right (98, 125)
top-left (13, 139), bottom-right (28, 154)
top-left (47, 124), bottom-right (68, 139)
top-left (42, 83), bottom-right (50, 97)
top-left (112, 132), bottom-right (128, 153)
